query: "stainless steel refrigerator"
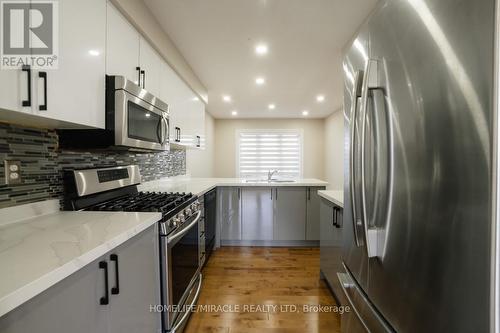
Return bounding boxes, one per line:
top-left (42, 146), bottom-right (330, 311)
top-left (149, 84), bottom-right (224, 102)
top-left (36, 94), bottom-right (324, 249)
top-left (340, 0), bottom-right (499, 332)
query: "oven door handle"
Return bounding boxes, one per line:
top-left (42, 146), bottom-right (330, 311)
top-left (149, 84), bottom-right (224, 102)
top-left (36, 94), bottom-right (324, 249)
top-left (167, 211), bottom-right (202, 245)
top-left (170, 274), bottom-right (203, 333)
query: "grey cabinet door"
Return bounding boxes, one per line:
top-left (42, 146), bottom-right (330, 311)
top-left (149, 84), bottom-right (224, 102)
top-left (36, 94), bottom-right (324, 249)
top-left (241, 187), bottom-right (274, 240)
top-left (219, 187), bottom-right (242, 241)
top-left (274, 187), bottom-right (307, 240)
top-left (0, 256), bottom-right (109, 333)
top-left (306, 186), bottom-right (325, 240)
top-left (320, 198), bottom-right (345, 303)
top-left (108, 225), bottom-right (161, 333)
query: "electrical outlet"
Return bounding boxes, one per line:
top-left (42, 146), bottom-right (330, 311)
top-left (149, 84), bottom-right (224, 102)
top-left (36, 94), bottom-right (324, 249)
top-left (4, 160), bottom-right (21, 185)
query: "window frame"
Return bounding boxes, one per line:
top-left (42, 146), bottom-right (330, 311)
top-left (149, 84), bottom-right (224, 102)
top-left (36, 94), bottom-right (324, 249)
top-left (235, 128), bottom-right (304, 179)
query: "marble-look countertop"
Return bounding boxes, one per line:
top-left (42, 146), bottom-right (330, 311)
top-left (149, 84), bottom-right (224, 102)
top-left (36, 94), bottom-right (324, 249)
top-left (0, 200), bottom-right (161, 318)
top-left (318, 190), bottom-right (344, 208)
top-left (139, 177), bottom-right (328, 196)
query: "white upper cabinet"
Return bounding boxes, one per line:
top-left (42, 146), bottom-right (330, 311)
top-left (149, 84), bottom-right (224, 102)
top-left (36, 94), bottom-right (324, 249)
top-left (32, 0), bottom-right (106, 128)
top-left (139, 38), bottom-right (162, 97)
top-left (106, 1), bottom-right (140, 85)
top-left (0, 0), bottom-right (106, 129)
top-left (0, 67), bottom-right (32, 114)
top-left (159, 60), bottom-right (205, 149)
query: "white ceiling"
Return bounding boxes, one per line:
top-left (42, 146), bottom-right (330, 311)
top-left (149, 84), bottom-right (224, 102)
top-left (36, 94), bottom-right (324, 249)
top-left (144, 0), bottom-right (378, 119)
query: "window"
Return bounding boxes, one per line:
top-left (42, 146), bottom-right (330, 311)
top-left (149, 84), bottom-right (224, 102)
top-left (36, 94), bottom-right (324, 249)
top-left (237, 130), bottom-right (303, 179)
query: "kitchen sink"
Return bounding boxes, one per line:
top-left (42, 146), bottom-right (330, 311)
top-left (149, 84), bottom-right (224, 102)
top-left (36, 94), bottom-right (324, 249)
top-left (244, 179), bottom-right (297, 183)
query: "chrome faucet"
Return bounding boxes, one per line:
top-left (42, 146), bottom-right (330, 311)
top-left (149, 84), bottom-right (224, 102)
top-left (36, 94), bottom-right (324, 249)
top-left (267, 170), bottom-right (278, 182)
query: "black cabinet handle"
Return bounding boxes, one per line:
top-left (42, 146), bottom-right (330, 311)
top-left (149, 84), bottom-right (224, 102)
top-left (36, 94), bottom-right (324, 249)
top-left (307, 188), bottom-right (311, 200)
top-left (332, 207), bottom-right (336, 227)
top-left (99, 261), bottom-right (109, 305)
top-left (136, 66), bottom-right (141, 86)
top-left (196, 135), bottom-right (201, 147)
top-left (21, 65), bottom-right (31, 107)
top-left (140, 70), bottom-right (145, 89)
top-left (110, 254), bottom-right (120, 295)
top-left (38, 72), bottom-right (47, 111)
top-left (175, 127), bottom-right (181, 142)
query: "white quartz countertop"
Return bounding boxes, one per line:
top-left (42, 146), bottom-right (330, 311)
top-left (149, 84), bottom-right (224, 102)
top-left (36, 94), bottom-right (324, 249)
top-left (318, 190), bottom-right (344, 208)
top-left (139, 177), bottom-right (328, 196)
top-left (0, 202), bottom-right (161, 318)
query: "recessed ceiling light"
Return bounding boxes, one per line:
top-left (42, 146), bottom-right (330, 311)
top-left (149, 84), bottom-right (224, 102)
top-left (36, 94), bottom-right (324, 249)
top-left (88, 50), bottom-right (100, 56)
top-left (316, 95), bottom-right (325, 102)
top-left (231, 110), bottom-right (238, 116)
top-left (222, 95), bottom-right (231, 102)
top-left (268, 104), bottom-right (275, 110)
top-left (302, 110), bottom-right (309, 116)
top-left (192, 96), bottom-right (199, 101)
top-left (255, 77), bottom-right (265, 85)
top-left (255, 44), bottom-right (268, 55)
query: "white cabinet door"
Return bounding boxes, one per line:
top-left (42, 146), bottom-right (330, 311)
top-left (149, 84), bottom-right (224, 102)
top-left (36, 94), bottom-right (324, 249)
top-left (31, 0), bottom-right (106, 128)
top-left (139, 38), bottom-right (161, 97)
top-left (159, 60), bottom-right (184, 144)
top-left (0, 67), bottom-right (33, 114)
top-left (192, 99), bottom-right (205, 149)
top-left (106, 1), bottom-right (140, 85)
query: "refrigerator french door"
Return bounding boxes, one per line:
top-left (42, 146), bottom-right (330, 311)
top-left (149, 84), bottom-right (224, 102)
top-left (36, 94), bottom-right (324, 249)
top-left (340, 0), bottom-right (494, 332)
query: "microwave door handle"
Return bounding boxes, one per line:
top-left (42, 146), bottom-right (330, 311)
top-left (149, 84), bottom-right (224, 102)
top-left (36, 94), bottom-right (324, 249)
top-left (162, 117), bottom-right (169, 145)
top-left (156, 116), bottom-right (162, 144)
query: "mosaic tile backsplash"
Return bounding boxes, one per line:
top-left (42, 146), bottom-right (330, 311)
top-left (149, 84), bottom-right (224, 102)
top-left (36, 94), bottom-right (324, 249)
top-left (0, 123), bottom-right (186, 208)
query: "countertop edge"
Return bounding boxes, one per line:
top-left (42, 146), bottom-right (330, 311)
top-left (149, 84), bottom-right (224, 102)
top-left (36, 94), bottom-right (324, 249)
top-left (318, 190), bottom-right (344, 208)
top-left (0, 212), bottom-right (161, 318)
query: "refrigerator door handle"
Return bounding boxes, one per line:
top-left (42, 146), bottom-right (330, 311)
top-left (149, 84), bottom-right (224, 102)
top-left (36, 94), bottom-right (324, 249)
top-left (349, 70), bottom-right (364, 247)
top-left (360, 59), bottom-right (382, 258)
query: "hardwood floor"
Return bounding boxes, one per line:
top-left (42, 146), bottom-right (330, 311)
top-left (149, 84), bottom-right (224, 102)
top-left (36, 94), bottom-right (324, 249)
top-left (185, 247), bottom-right (341, 333)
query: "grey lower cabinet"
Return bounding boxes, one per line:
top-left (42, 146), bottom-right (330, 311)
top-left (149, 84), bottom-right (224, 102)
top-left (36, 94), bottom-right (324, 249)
top-left (219, 187), bottom-right (242, 241)
top-left (273, 187), bottom-right (307, 240)
top-left (0, 225), bottom-right (161, 333)
top-left (218, 186), bottom-right (324, 245)
top-left (108, 225), bottom-right (161, 333)
top-left (305, 186), bottom-right (326, 240)
top-left (241, 187), bottom-right (274, 240)
top-left (319, 198), bottom-right (345, 303)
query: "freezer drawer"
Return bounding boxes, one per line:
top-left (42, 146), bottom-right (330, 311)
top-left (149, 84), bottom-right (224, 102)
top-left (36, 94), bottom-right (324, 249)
top-left (337, 270), bottom-right (393, 333)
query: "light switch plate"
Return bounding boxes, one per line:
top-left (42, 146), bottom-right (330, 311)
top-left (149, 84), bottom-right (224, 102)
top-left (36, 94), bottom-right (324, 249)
top-left (4, 160), bottom-right (21, 185)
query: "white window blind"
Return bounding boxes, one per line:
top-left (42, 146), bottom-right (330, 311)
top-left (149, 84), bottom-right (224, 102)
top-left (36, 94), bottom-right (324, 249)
top-left (237, 130), bottom-right (303, 179)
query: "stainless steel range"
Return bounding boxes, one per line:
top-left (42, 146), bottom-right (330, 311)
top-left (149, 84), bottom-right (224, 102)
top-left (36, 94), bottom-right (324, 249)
top-left (64, 165), bottom-right (202, 333)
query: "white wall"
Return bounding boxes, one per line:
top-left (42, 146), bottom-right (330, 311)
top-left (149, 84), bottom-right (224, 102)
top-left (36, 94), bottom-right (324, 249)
top-left (324, 109), bottom-right (344, 190)
top-left (214, 119), bottom-right (325, 179)
top-left (186, 112), bottom-right (215, 177)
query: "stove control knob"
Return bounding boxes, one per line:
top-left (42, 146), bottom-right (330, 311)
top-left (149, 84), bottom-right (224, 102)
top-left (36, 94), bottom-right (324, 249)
top-left (172, 217), bottom-right (180, 227)
top-left (185, 208), bottom-right (192, 216)
top-left (178, 213), bottom-right (185, 223)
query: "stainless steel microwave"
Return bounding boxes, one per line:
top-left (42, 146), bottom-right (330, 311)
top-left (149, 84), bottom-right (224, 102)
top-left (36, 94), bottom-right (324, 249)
top-left (106, 75), bottom-right (169, 151)
top-left (58, 76), bottom-right (169, 151)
